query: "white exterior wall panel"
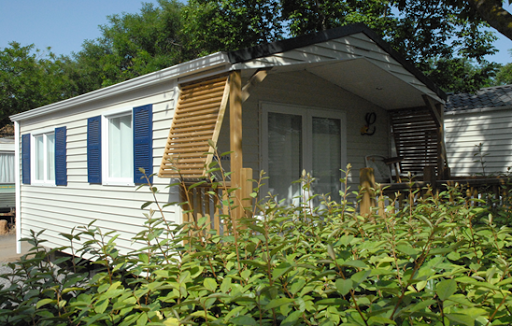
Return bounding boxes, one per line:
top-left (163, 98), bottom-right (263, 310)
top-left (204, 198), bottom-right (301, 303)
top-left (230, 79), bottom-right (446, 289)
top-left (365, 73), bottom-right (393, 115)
top-left (18, 83), bottom-right (181, 254)
top-left (241, 71), bottom-right (389, 190)
top-left (445, 108), bottom-right (512, 176)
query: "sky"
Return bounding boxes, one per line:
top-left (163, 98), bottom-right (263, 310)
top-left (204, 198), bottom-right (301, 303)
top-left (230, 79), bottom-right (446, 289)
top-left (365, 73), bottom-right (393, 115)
top-left (1, 0), bottom-right (512, 64)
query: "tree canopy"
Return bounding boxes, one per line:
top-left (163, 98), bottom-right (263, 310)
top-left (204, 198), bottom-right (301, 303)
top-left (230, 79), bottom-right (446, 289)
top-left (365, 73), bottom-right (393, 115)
top-left (3, 0), bottom-right (512, 124)
top-left (71, 0), bottom-right (192, 90)
top-left (0, 43), bottom-right (74, 126)
top-left (185, 0), bottom-right (502, 93)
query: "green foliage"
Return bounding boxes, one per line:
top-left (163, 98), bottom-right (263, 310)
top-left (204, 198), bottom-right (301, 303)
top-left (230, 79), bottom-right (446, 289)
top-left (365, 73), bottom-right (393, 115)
top-left (4, 170), bottom-right (512, 325)
top-left (71, 0), bottom-right (193, 89)
top-left (183, 0), bottom-right (283, 56)
top-left (494, 60), bottom-right (512, 86)
top-left (185, 0), bottom-right (499, 93)
top-left (0, 42), bottom-right (75, 125)
top-left (424, 58), bottom-right (499, 93)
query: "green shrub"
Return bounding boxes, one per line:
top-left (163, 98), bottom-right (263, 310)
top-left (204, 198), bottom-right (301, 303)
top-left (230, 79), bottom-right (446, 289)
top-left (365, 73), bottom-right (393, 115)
top-left (2, 172), bottom-right (512, 325)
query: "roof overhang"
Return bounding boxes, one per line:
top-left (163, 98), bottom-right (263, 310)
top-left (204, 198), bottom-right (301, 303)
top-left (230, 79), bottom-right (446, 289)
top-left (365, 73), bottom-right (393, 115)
top-left (228, 23), bottom-right (445, 110)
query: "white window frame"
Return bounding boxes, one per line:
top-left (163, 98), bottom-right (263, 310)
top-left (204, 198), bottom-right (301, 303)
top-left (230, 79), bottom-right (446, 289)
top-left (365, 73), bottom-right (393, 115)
top-left (260, 102), bottom-right (347, 201)
top-left (102, 108), bottom-right (134, 186)
top-left (30, 128), bottom-right (56, 186)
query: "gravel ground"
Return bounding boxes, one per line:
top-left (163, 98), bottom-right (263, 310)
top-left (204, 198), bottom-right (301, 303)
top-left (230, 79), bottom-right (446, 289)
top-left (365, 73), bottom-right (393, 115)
top-left (0, 263), bottom-right (14, 289)
top-left (0, 234), bottom-right (32, 289)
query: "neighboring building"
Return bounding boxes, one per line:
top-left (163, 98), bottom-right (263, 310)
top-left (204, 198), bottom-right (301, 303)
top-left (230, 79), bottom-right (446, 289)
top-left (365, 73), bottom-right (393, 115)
top-left (445, 85), bottom-right (512, 177)
top-left (11, 24), bottom-right (446, 254)
top-left (0, 137), bottom-right (15, 212)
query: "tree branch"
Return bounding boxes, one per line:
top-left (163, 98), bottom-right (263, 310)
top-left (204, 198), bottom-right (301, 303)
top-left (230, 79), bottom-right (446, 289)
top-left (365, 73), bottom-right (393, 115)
top-left (466, 0), bottom-right (512, 40)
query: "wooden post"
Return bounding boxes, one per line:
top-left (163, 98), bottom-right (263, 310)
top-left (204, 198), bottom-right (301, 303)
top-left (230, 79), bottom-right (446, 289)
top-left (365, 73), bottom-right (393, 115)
top-left (360, 168), bottom-right (376, 219)
top-left (241, 168), bottom-right (254, 218)
top-left (230, 70), bottom-right (243, 223)
top-left (423, 95), bottom-right (448, 180)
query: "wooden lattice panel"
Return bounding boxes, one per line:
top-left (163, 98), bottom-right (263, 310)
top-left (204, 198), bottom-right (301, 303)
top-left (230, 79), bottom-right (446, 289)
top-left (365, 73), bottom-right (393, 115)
top-left (159, 74), bottom-right (230, 179)
top-left (389, 107), bottom-right (439, 174)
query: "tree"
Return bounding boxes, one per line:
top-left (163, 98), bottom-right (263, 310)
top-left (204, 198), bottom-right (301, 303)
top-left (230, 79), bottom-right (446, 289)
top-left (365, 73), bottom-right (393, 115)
top-left (184, 0), bottom-right (499, 92)
top-left (184, 0), bottom-right (283, 56)
top-left (0, 42), bottom-right (72, 126)
top-left (72, 0), bottom-right (192, 89)
top-left (494, 63), bottom-right (512, 85)
top-left (464, 0), bottom-right (512, 40)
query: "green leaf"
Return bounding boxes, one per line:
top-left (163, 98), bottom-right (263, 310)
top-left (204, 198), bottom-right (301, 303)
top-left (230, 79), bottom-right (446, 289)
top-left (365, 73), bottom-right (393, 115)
top-left (436, 279), bottom-right (457, 301)
top-left (445, 313), bottom-right (474, 326)
top-left (282, 310), bottom-right (302, 326)
top-left (317, 298), bottom-right (349, 306)
top-left (36, 298), bottom-right (57, 308)
top-left (396, 243), bottom-right (419, 257)
top-left (231, 315), bottom-right (257, 325)
top-left (351, 270), bottom-right (371, 285)
top-left (95, 299), bottom-right (109, 314)
top-left (335, 278), bottom-right (353, 296)
top-left (139, 253), bottom-right (149, 264)
top-left (272, 262), bottom-right (293, 280)
top-left (368, 316), bottom-right (396, 325)
top-left (62, 287), bottom-right (85, 294)
top-left (408, 299), bottom-right (436, 312)
top-left (342, 260), bottom-right (367, 269)
top-left (266, 298), bottom-right (294, 310)
top-left (204, 278), bottom-right (217, 292)
top-left (141, 201), bottom-right (152, 209)
top-left (327, 244), bottom-right (336, 260)
top-left (223, 306), bottom-right (244, 323)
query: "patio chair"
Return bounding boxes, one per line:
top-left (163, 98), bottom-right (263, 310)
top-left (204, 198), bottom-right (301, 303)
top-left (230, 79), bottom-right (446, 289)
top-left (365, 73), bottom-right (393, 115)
top-left (365, 155), bottom-right (403, 183)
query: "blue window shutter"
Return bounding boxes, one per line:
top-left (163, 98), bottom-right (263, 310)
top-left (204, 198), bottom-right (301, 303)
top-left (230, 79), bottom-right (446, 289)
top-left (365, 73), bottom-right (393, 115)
top-left (133, 104), bottom-right (153, 184)
top-left (55, 127), bottom-right (67, 186)
top-left (87, 116), bottom-right (102, 183)
top-left (22, 134), bottom-right (31, 184)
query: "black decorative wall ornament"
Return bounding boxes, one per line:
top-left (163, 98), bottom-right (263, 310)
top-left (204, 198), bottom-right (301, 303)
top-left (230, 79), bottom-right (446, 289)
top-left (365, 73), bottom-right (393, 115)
top-left (360, 112), bottom-right (376, 136)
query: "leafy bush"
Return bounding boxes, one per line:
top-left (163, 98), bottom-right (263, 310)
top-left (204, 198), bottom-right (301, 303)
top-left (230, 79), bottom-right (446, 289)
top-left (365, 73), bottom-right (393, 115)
top-left (2, 171), bottom-right (512, 325)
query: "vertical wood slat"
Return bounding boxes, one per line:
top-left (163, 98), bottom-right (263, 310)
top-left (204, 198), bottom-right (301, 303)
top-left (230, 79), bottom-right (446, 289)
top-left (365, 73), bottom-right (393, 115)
top-left (230, 71), bottom-right (243, 223)
top-left (182, 184), bottom-right (228, 236)
top-left (241, 168), bottom-right (254, 218)
top-left (159, 74), bottom-right (230, 179)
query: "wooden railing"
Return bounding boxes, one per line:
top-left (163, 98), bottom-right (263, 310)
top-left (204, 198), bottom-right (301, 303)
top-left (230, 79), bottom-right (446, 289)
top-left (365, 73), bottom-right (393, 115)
top-left (180, 167), bottom-right (254, 236)
top-left (181, 183), bottom-right (230, 235)
top-left (360, 167), bottom-right (512, 215)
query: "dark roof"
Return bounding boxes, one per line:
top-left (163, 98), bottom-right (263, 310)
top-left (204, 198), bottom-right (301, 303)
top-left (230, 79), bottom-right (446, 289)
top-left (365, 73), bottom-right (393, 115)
top-left (446, 85), bottom-right (512, 112)
top-left (227, 23), bottom-right (446, 101)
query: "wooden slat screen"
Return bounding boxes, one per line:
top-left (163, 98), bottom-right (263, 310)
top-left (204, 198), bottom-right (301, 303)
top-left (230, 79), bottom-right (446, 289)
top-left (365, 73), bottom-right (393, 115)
top-left (389, 107), bottom-right (439, 174)
top-left (159, 74), bottom-right (230, 179)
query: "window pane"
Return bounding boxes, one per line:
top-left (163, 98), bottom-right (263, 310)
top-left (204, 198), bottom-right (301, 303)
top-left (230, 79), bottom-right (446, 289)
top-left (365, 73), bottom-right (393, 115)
top-left (35, 135), bottom-right (44, 180)
top-left (312, 117), bottom-right (341, 205)
top-left (46, 133), bottom-right (55, 181)
top-left (268, 112), bottom-right (302, 206)
top-left (0, 153), bottom-right (14, 183)
top-left (109, 115), bottom-right (133, 179)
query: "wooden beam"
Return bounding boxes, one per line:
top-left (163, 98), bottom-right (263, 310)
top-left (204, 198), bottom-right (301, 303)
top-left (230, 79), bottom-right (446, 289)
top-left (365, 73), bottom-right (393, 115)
top-left (242, 69), bottom-right (269, 103)
top-left (422, 95), bottom-right (448, 178)
top-left (230, 70), bottom-right (243, 224)
top-left (422, 95), bottom-right (442, 128)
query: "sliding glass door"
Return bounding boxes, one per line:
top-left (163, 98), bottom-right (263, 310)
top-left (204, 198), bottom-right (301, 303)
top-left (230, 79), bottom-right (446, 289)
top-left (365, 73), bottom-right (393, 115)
top-left (262, 103), bottom-right (346, 206)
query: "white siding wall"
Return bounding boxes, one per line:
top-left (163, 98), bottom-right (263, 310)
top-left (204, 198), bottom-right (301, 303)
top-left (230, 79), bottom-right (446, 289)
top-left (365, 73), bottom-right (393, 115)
top-left (19, 82), bottom-right (181, 254)
top-left (18, 71), bottom-right (392, 253)
top-left (445, 108), bottom-right (512, 176)
top-left (237, 71), bottom-right (390, 191)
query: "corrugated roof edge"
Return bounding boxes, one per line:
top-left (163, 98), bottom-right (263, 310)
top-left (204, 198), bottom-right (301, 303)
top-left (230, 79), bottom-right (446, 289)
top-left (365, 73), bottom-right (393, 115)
top-left (10, 52), bottom-right (231, 122)
top-left (227, 23), bottom-right (446, 101)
